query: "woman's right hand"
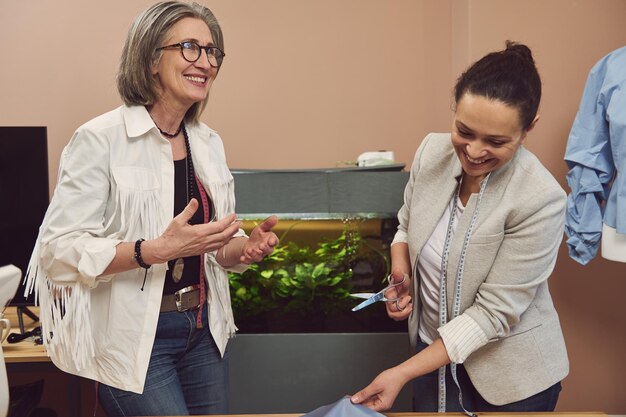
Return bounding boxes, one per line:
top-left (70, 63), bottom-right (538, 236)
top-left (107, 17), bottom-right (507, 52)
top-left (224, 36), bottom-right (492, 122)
top-left (385, 268), bottom-right (412, 321)
top-left (147, 199), bottom-right (241, 263)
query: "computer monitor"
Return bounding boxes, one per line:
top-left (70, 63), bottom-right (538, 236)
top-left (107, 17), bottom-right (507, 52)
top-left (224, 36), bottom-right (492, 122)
top-left (0, 127), bottom-right (49, 307)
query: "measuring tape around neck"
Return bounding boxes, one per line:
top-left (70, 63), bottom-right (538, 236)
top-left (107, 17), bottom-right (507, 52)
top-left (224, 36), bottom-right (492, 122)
top-left (437, 173), bottom-right (490, 416)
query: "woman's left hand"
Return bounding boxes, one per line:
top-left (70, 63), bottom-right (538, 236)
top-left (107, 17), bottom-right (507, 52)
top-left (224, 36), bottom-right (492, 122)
top-left (240, 216), bottom-right (279, 264)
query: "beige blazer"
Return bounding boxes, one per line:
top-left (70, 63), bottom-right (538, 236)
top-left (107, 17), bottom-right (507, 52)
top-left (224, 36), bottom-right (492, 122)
top-left (398, 133), bottom-right (569, 405)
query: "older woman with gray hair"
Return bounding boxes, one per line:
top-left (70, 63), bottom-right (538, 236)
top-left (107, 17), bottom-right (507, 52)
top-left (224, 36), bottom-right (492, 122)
top-left (26, 2), bottom-right (278, 415)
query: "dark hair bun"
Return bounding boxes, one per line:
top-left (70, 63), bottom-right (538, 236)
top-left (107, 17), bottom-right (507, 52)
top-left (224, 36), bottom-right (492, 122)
top-left (505, 40), bottom-right (535, 65)
top-left (453, 40), bottom-right (541, 130)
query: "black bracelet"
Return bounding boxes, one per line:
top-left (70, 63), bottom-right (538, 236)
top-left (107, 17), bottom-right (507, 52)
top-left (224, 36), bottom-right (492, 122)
top-left (133, 238), bottom-right (151, 269)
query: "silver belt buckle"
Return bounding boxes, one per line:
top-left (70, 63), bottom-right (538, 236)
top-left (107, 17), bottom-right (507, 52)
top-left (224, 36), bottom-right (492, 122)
top-left (175, 284), bottom-right (200, 312)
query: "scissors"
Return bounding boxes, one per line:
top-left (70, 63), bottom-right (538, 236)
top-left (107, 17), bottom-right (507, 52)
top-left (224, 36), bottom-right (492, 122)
top-left (350, 273), bottom-right (407, 312)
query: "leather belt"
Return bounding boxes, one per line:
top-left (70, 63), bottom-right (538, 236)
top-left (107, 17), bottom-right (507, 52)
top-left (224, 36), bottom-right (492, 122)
top-left (160, 284), bottom-right (202, 313)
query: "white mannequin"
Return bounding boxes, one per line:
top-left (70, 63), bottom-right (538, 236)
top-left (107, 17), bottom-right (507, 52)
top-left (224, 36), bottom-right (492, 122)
top-left (0, 264), bottom-right (22, 417)
top-left (601, 224), bottom-right (626, 263)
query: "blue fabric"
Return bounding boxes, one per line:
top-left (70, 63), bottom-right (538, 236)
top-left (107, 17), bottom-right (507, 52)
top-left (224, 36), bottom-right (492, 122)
top-left (98, 307), bottom-right (229, 416)
top-left (411, 339), bottom-right (561, 412)
top-left (302, 397), bottom-right (384, 417)
top-left (564, 46), bottom-right (626, 265)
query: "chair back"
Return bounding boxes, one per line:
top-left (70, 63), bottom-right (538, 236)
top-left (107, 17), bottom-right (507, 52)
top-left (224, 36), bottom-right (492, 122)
top-left (0, 264), bottom-right (22, 417)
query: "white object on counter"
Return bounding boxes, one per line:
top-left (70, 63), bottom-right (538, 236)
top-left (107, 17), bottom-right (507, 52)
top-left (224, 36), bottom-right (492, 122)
top-left (357, 151), bottom-right (395, 167)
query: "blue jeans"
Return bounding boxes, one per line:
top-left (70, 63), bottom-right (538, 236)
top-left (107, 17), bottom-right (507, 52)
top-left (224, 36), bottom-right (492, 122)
top-left (98, 307), bottom-right (229, 416)
top-left (412, 339), bottom-right (561, 412)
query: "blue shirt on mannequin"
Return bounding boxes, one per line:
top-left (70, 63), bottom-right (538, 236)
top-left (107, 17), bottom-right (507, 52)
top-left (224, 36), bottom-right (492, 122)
top-left (564, 46), bottom-right (626, 265)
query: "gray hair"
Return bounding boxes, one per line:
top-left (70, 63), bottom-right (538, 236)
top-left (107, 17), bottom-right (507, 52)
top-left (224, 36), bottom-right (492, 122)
top-left (116, 1), bottom-right (224, 123)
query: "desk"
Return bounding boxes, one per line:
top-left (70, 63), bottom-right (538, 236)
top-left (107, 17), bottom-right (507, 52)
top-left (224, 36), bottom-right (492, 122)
top-left (1, 306), bottom-right (81, 417)
top-left (1, 306), bottom-right (48, 364)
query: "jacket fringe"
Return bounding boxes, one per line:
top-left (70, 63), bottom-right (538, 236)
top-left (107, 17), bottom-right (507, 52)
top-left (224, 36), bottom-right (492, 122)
top-left (206, 178), bottom-right (239, 349)
top-left (24, 188), bottom-right (162, 372)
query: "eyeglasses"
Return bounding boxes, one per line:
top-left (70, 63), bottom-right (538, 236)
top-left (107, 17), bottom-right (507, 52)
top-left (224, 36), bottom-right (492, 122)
top-left (156, 41), bottom-right (225, 68)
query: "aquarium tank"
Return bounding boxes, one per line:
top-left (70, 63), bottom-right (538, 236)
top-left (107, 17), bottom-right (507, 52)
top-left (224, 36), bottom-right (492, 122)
top-left (230, 166), bottom-right (409, 333)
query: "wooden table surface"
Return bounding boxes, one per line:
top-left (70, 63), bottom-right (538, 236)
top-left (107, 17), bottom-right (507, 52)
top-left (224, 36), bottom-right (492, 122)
top-left (1, 306), bottom-right (49, 363)
top-left (154, 413), bottom-right (608, 417)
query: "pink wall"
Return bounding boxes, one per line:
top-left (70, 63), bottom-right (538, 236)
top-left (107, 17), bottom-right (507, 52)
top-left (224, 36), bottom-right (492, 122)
top-left (1, 0), bottom-right (625, 413)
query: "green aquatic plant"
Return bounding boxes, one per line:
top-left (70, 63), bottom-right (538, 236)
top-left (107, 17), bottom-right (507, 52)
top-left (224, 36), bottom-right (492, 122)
top-left (228, 221), bottom-right (384, 320)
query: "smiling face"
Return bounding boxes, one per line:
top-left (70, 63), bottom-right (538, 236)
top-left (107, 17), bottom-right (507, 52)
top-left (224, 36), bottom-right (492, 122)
top-left (451, 93), bottom-right (536, 182)
top-left (152, 17), bottom-right (218, 112)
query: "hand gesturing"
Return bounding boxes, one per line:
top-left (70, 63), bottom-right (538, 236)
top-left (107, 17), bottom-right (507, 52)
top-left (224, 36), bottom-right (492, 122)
top-left (240, 216), bottom-right (279, 264)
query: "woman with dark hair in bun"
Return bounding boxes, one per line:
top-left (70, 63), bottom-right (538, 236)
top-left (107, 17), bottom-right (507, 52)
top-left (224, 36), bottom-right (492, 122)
top-left (351, 41), bottom-right (568, 414)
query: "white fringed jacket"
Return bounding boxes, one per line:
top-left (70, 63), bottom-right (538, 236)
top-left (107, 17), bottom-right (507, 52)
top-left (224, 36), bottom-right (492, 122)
top-left (26, 105), bottom-right (246, 393)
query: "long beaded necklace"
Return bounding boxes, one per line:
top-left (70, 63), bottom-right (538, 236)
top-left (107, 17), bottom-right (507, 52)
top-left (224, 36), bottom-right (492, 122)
top-left (173, 125), bottom-right (209, 328)
top-left (149, 114), bottom-right (209, 327)
top-left (167, 125), bottom-right (202, 281)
